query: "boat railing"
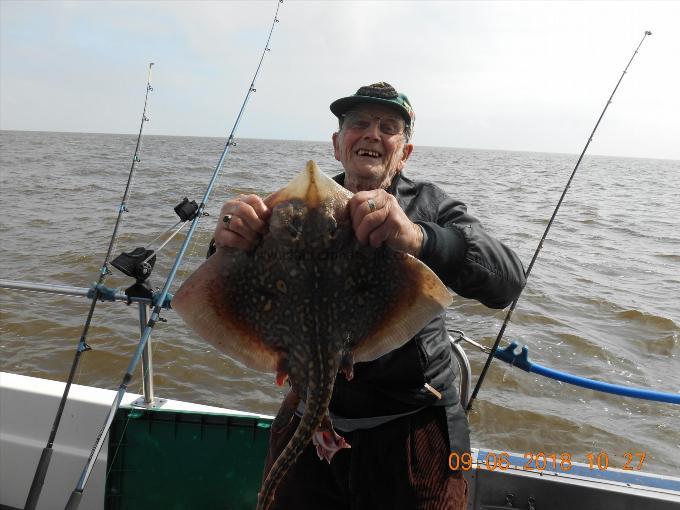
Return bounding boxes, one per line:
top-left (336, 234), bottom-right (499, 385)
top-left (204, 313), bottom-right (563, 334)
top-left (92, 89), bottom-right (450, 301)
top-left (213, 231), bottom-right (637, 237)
top-left (2, 278), bottom-right (678, 406)
top-left (2, 278), bottom-right (478, 410)
top-left (0, 278), bottom-right (169, 407)
top-left (448, 331), bottom-right (472, 409)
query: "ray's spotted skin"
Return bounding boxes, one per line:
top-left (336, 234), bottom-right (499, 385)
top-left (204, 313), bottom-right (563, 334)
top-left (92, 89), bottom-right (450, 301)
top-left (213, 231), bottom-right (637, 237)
top-left (173, 161), bottom-right (452, 510)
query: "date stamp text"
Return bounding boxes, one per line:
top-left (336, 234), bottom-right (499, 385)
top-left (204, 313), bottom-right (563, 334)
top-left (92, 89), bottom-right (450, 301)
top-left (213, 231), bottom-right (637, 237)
top-left (448, 451), bottom-right (647, 472)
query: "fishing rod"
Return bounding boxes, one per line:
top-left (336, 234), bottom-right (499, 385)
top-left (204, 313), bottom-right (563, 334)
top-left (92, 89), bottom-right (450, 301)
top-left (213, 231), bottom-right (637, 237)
top-left (466, 30), bottom-right (653, 414)
top-left (64, 2), bottom-right (284, 508)
top-left (24, 62), bottom-right (155, 510)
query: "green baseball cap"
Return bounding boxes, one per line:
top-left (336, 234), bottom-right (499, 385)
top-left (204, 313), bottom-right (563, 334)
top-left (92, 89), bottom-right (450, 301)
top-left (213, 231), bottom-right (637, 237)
top-left (330, 82), bottom-right (415, 129)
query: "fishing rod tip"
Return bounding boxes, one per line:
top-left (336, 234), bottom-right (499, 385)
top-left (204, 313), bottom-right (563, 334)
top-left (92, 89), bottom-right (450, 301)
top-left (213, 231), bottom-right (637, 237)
top-left (645, 30), bottom-right (652, 35)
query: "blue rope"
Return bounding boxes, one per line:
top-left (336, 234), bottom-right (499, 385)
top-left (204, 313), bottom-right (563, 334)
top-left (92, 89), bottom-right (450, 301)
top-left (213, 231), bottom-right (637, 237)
top-left (495, 342), bottom-right (680, 405)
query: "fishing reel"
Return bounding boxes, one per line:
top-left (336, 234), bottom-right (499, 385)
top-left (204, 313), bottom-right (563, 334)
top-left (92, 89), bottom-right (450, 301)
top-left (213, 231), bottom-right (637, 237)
top-left (111, 197), bottom-right (200, 301)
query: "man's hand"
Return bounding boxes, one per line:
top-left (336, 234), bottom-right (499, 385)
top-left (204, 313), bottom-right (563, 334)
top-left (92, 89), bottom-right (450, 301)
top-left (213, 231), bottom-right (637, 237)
top-left (214, 195), bottom-right (270, 251)
top-left (349, 189), bottom-right (423, 257)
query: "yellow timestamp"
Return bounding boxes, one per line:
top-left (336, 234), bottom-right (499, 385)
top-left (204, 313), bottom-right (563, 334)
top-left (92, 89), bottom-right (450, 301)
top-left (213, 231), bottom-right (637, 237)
top-left (448, 451), bottom-right (647, 472)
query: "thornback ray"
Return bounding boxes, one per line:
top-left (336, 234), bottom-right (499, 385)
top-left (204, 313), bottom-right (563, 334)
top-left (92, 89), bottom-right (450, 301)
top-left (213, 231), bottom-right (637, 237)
top-left (172, 160), bottom-right (453, 510)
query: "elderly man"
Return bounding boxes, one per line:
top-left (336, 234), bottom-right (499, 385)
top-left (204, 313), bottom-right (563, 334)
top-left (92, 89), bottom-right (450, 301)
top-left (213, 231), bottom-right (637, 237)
top-left (213, 82), bottom-right (526, 510)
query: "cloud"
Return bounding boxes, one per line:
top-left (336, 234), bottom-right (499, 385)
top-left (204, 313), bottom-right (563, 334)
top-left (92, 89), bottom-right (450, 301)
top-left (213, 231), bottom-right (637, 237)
top-left (1, 1), bottom-right (678, 159)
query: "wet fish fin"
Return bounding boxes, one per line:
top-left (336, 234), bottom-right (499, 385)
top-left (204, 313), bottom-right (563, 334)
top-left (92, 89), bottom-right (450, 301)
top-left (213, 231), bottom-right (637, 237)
top-left (352, 255), bottom-right (453, 363)
top-left (172, 252), bottom-right (279, 373)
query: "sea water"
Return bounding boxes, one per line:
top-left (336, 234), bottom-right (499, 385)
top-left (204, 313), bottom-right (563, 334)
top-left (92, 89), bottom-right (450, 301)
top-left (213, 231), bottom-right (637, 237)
top-left (1, 130), bottom-right (678, 475)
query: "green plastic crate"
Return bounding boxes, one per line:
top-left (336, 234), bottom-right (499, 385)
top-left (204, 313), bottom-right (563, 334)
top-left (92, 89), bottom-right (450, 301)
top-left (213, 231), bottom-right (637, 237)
top-left (106, 407), bottom-right (272, 510)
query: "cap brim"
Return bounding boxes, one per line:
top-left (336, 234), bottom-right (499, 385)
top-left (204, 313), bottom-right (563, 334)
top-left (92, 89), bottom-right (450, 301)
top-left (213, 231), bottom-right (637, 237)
top-left (330, 96), bottom-right (411, 126)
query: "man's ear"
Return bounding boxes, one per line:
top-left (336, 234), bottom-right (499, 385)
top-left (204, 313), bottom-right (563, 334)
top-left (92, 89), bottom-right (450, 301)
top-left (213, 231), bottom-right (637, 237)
top-left (398, 143), bottom-right (414, 170)
top-left (332, 132), bottom-right (341, 162)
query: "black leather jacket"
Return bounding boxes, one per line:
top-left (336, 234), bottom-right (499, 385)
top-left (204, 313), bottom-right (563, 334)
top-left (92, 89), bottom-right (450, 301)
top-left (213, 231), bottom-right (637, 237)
top-left (329, 171), bottom-right (527, 454)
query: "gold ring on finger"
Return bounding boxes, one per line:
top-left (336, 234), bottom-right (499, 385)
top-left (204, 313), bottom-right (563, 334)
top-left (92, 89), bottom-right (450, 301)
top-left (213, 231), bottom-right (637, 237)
top-left (223, 214), bottom-right (233, 228)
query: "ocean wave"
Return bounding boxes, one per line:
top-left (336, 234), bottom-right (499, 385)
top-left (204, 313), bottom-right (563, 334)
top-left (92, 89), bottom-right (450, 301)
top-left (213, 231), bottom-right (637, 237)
top-left (616, 309), bottom-right (678, 331)
top-left (654, 253), bottom-right (680, 263)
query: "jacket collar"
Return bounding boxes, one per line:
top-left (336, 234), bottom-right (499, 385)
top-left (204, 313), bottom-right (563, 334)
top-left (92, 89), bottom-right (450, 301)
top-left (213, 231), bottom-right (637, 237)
top-left (332, 171), bottom-right (407, 196)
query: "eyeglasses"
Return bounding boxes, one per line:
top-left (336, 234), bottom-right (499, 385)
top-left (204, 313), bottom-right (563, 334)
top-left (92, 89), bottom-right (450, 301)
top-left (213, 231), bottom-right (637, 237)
top-left (341, 111), bottom-right (406, 136)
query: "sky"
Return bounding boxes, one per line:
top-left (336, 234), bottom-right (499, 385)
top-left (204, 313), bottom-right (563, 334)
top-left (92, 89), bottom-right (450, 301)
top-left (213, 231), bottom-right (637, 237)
top-left (1, 1), bottom-right (679, 160)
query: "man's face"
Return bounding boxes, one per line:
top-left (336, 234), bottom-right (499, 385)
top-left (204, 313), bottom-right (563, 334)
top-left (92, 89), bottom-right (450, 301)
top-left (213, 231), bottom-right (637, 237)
top-left (332, 104), bottom-right (413, 191)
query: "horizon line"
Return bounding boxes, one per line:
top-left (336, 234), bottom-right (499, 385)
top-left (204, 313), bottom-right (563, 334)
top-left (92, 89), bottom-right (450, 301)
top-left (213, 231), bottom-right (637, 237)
top-left (0, 128), bottom-right (676, 163)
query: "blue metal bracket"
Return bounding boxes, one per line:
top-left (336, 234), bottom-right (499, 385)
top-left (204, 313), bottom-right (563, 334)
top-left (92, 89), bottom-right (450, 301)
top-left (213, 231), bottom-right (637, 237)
top-left (494, 341), bottom-right (533, 371)
top-left (157, 292), bottom-right (173, 310)
top-left (88, 283), bottom-right (117, 302)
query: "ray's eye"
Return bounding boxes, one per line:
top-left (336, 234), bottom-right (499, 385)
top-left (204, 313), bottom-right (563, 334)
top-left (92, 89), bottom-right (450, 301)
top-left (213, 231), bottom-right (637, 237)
top-left (327, 218), bottom-right (338, 238)
top-left (287, 215), bottom-right (303, 239)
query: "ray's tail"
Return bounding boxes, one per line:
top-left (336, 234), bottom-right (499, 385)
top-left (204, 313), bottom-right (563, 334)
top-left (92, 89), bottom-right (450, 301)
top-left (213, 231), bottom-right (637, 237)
top-left (257, 358), bottom-right (336, 510)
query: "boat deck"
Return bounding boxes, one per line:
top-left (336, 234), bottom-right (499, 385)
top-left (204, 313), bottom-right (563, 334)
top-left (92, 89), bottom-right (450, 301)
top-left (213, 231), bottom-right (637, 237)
top-left (1, 372), bottom-right (678, 509)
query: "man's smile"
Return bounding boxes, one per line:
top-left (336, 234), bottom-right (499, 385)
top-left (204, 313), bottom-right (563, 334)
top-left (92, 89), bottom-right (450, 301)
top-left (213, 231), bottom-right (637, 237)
top-left (355, 149), bottom-right (382, 158)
